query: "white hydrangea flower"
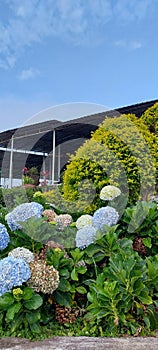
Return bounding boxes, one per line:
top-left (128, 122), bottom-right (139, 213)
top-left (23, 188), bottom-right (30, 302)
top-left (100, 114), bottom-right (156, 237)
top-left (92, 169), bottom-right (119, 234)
top-left (8, 247), bottom-right (34, 264)
top-left (76, 214), bottom-right (93, 230)
top-left (100, 185), bottom-right (121, 201)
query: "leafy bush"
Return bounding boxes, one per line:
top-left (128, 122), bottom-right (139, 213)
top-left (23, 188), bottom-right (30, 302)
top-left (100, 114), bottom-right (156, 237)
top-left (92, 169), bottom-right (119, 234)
top-left (1, 187), bottom-right (39, 211)
top-left (62, 113), bottom-right (157, 211)
top-left (141, 102), bottom-right (158, 135)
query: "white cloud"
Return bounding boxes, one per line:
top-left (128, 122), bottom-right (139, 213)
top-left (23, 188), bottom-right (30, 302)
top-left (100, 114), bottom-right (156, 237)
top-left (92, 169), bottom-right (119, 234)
top-left (114, 0), bottom-right (151, 22)
top-left (19, 68), bottom-right (40, 80)
top-left (114, 39), bottom-right (142, 51)
top-left (0, 0), bottom-right (154, 69)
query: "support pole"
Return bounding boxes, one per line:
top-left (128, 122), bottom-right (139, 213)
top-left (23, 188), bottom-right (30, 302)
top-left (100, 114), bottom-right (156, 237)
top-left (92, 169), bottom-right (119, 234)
top-left (52, 130), bottom-right (56, 184)
top-left (57, 144), bottom-right (61, 182)
top-left (9, 136), bottom-right (14, 188)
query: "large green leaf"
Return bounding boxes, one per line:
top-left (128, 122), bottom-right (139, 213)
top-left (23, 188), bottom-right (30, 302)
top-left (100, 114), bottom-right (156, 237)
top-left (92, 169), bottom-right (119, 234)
top-left (6, 302), bottom-right (22, 320)
top-left (71, 268), bottom-right (78, 281)
top-left (22, 287), bottom-right (33, 300)
top-left (138, 291), bottom-right (153, 305)
top-left (24, 294), bottom-right (43, 310)
top-left (54, 290), bottom-right (72, 307)
top-left (26, 310), bottom-right (41, 324)
top-left (58, 278), bottom-right (71, 292)
top-left (0, 293), bottom-right (14, 309)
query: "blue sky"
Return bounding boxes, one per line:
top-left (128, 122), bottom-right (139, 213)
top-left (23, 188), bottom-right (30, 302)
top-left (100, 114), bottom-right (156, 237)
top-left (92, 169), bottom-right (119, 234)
top-left (0, 0), bottom-right (158, 131)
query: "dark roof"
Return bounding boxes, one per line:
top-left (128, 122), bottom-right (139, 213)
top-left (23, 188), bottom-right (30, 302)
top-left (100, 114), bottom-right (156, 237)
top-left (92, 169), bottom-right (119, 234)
top-left (0, 98), bottom-right (157, 178)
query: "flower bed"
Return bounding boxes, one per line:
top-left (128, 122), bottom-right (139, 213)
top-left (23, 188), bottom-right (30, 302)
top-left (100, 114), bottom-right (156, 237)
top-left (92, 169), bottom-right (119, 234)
top-left (0, 186), bottom-right (158, 340)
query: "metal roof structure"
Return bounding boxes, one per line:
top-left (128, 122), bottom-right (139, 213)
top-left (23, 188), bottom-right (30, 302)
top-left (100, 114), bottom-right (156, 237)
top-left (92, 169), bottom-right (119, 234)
top-left (0, 99), bottom-right (157, 187)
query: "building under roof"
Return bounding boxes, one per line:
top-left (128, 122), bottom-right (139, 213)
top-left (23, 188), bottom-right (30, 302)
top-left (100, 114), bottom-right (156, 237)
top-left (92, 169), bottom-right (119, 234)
top-left (0, 99), bottom-right (157, 187)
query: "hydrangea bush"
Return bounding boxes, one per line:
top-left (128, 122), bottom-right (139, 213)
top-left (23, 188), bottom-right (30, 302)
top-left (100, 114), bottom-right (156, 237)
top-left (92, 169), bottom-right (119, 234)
top-left (0, 223), bottom-right (10, 250)
top-left (5, 202), bottom-right (44, 231)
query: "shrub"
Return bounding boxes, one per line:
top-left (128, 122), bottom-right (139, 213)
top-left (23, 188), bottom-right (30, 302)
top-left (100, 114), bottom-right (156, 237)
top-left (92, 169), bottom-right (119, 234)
top-left (62, 113), bottom-right (157, 211)
top-left (141, 102), bottom-right (158, 135)
top-left (1, 187), bottom-right (39, 211)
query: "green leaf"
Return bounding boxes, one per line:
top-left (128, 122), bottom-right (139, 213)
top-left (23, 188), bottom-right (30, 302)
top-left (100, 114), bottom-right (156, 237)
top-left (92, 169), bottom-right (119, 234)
top-left (0, 293), bottom-right (14, 309)
top-left (26, 310), bottom-right (41, 324)
top-left (142, 237), bottom-right (152, 248)
top-left (29, 322), bottom-right (41, 334)
top-left (71, 268), bottom-right (78, 281)
top-left (6, 302), bottom-right (22, 320)
top-left (58, 278), bottom-right (71, 292)
top-left (10, 314), bottom-right (23, 333)
top-left (54, 290), bottom-right (72, 307)
top-left (76, 286), bottom-right (87, 294)
top-left (22, 287), bottom-right (33, 300)
top-left (76, 266), bottom-right (87, 274)
top-left (138, 292), bottom-right (153, 305)
top-left (24, 294), bottom-right (43, 310)
top-left (59, 268), bottom-right (70, 278)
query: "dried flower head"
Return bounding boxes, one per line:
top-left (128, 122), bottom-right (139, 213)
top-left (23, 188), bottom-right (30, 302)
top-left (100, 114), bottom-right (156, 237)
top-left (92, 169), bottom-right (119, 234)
top-left (42, 209), bottom-right (57, 222)
top-left (55, 214), bottom-right (72, 227)
top-left (27, 258), bottom-right (59, 294)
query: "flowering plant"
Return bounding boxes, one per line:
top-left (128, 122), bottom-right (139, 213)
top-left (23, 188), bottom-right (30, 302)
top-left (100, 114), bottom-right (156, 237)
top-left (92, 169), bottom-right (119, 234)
top-left (5, 202), bottom-right (44, 231)
top-left (92, 206), bottom-right (119, 230)
top-left (0, 223), bottom-right (10, 250)
top-left (55, 214), bottom-right (72, 227)
top-left (76, 214), bottom-right (93, 230)
top-left (100, 185), bottom-right (121, 201)
top-left (42, 209), bottom-right (57, 222)
top-left (27, 258), bottom-right (59, 294)
top-left (75, 225), bottom-right (97, 249)
top-left (8, 247), bottom-right (34, 263)
top-left (0, 256), bottom-right (31, 296)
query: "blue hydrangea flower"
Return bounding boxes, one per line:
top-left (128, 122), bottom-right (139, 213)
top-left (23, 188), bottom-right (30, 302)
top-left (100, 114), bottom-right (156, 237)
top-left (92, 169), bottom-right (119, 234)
top-left (76, 214), bottom-right (93, 230)
top-left (5, 202), bottom-right (44, 231)
top-left (0, 256), bottom-right (31, 296)
top-left (75, 225), bottom-right (97, 249)
top-left (92, 206), bottom-right (119, 231)
top-left (0, 223), bottom-right (10, 250)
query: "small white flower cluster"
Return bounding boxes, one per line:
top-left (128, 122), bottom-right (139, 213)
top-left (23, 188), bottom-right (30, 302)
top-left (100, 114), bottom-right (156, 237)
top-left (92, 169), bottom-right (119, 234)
top-left (8, 247), bottom-right (34, 264)
top-left (76, 214), bottom-right (93, 230)
top-left (100, 185), bottom-right (121, 201)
